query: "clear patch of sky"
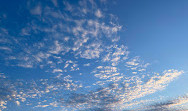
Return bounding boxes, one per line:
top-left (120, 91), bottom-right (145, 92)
top-left (108, 0), bottom-right (188, 71)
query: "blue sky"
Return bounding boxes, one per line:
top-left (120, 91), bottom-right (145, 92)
top-left (0, 0), bottom-right (188, 111)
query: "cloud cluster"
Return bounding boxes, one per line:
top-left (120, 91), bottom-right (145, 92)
top-left (144, 94), bottom-right (188, 111)
top-left (0, 0), bottom-right (186, 111)
top-left (58, 69), bottom-right (183, 110)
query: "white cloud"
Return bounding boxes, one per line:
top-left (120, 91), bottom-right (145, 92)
top-left (72, 36), bottom-right (89, 52)
top-left (15, 101), bottom-right (20, 106)
top-left (35, 104), bottom-right (49, 108)
top-left (95, 9), bottom-right (103, 18)
top-left (94, 66), bottom-right (121, 81)
top-left (17, 63), bottom-right (33, 68)
top-left (0, 101), bottom-right (7, 110)
top-left (52, 69), bottom-right (63, 73)
top-left (125, 69), bottom-right (184, 101)
top-left (143, 94), bottom-right (188, 110)
top-left (0, 46), bottom-right (12, 52)
top-left (49, 101), bottom-right (58, 107)
top-left (126, 57), bottom-right (140, 66)
top-left (49, 40), bottom-right (67, 54)
top-left (83, 63), bottom-right (90, 66)
top-left (169, 94), bottom-right (188, 107)
top-left (102, 45), bottom-right (129, 66)
top-left (80, 49), bottom-right (101, 59)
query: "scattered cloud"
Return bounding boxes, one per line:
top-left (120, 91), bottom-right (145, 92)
top-left (0, 46), bottom-right (12, 52)
top-left (0, 0), bottom-right (186, 111)
top-left (95, 9), bottom-right (103, 18)
top-left (83, 63), bottom-right (90, 67)
top-left (52, 69), bottom-right (63, 73)
top-left (144, 94), bottom-right (188, 111)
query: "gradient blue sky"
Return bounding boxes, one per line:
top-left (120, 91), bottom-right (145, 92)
top-left (0, 0), bottom-right (188, 111)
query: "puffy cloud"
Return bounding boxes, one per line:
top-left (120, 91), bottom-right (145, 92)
top-left (102, 45), bottom-right (129, 66)
top-left (95, 9), bottom-right (103, 18)
top-left (15, 101), bottom-right (20, 106)
top-left (126, 56), bottom-right (140, 66)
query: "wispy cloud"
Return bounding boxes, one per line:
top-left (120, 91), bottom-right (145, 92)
top-left (143, 94), bottom-right (188, 111)
top-left (51, 0), bottom-right (58, 7)
top-left (30, 4), bottom-right (42, 15)
top-left (0, 46), bottom-right (12, 52)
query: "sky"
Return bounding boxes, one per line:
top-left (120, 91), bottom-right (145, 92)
top-left (0, 0), bottom-right (188, 111)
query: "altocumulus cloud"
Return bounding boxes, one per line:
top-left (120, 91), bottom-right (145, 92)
top-left (0, 0), bottom-right (187, 111)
